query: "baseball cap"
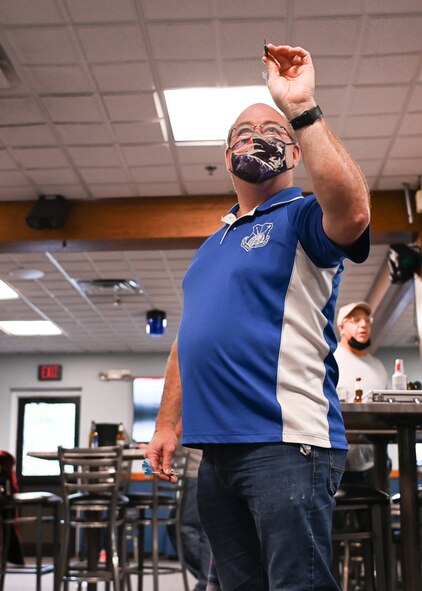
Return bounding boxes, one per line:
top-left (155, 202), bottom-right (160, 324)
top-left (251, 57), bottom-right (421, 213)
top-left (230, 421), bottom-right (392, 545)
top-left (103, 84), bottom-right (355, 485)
top-left (336, 301), bottom-right (372, 327)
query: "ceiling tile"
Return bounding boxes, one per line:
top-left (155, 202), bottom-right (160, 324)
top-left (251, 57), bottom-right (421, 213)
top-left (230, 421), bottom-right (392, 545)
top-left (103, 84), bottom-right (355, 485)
top-left (136, 182), bottom-right (181, 197)
top-left (65, 0), bottom-right (137, 23)
top-left (0, 0), bottom-right (63, 24)
top-left (390, 136), bottom-right (422, 158)
top-left (80, 167), bottom-right (130, 184)
top-left (142, 0), bottom-right (211, 19)
top-left (103, 93), bottom-right (158, 122)
top-left (27, 65), bottom-right (93, 94)
top-left (91, 62), bottom-right (155, 92)
top-left (42, 95), bottom-right (104, 123)
top-left (219, 20), bottom-right (286, 59)
top-left (122, 144), bottom-right (173, 166)
top-left (4, 27), bottom-right (79, 64)
top-left (407, 84), bottom-right (422, 111)
top-left (383, 157), bottom-right (422, 176)
top-left (366, 0), bottom-right (422, 13)
top-left (0, 124), bottom-right (57, 147)
top-left (148, 22), bottom-right (215, 60)
top-left (363, 15), bottom-right (422, 54)
top-left (399, 112), bottom-right (422, 135)
top-left (68, 145), bottom-right (122, 167)
top-left (157, 59), bottom-right (219, 88)
top-left (343, 137), bottom-right (390, 159)
top-left (130, 166), bottom-right (178, 183)
top-left (56, 123), bottom-right (114, 145)
top-left (292, 17), bottom-right (361, 55)
top-left (355, 54), bottom-right (420, 85)
top-left (112, 121), bottom-right (164, 144)
top-left (0, 170), bottom-right (31, 185)
top-left (342, 113), bottom-right (399, 137)
top-left (27, 168), bottom-right (80, 185)
top-left (13, 146), bottom-right (69, 167)
top-left (88, 183), bottom-right (135, 198)
top-left (0, 98), bottom-right (44, 125)
top-left (0, 150), bottom-right (20, 168)
top-left (348, 86), bottom-right (408, 115)
top-left (77, 25), bottom-right (147, 62)
top-left (214, 0), bottom-right (289, 18)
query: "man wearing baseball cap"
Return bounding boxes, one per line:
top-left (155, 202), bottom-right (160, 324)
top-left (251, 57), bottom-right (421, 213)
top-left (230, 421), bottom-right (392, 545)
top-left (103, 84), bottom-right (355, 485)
top-left (334, 301), bottom-right (388, 485)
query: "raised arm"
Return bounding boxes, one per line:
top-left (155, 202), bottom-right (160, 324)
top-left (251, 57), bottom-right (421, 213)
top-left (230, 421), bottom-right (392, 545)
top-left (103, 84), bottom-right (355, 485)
top-left (144, 338), bottom-right (181, 480)
top-left (263, 44), bottom-right (370, 247)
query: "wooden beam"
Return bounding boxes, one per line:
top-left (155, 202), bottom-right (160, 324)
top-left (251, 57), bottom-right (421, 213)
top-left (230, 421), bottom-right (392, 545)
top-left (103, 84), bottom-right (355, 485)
top-left (0, 190), bottom-right (420, 252)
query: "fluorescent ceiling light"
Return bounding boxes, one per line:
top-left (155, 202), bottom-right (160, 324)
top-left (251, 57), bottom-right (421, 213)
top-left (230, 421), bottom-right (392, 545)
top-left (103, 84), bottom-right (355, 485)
top-left (0, 320), bottom-right (62, 336)
top-left (0, 279), bottom-right (19, 300)
top-left (164, 86), bottom-right (276, 142)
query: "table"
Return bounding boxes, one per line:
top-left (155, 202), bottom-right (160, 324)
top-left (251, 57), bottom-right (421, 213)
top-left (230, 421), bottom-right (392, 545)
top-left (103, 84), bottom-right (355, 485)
top-left (341, 402), bottom-right (422, 591)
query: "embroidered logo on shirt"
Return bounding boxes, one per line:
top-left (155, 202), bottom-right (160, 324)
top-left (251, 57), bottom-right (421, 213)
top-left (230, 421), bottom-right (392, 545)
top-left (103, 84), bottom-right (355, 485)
top-left (241, 223), bottom-right (273, 251)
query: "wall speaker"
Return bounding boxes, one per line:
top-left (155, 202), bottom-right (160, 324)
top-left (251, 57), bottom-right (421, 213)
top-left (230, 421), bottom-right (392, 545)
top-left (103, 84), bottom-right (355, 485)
top-left (26, 194), bottom-right (69, 230)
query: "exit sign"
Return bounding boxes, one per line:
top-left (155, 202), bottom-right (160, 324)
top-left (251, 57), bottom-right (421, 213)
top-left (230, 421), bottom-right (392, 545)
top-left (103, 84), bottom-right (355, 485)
top-left (38, 364), bottom-right (62, 381)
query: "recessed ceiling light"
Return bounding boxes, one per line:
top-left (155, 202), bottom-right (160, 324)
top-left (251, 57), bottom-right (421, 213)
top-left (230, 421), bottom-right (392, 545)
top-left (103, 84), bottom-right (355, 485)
top-left (164, 86), bottom-right (276, 143)
top-left (0, 320), bottom-right (62, 336)
top-left (9, 268), bottom-right (45, 280)
top-left (0, 279), bottom-right (19, 300)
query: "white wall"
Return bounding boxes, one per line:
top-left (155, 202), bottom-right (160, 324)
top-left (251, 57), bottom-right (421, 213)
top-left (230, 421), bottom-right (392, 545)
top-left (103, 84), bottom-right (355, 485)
top-left (1, 346), bottom-right (420, 462)
top-left (0, 352), bottom-right (168, 453)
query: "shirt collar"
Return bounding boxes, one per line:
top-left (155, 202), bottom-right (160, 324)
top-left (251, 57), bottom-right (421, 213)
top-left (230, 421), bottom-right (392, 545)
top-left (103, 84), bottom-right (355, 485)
top-left (221, 186), bottom-right (304, 224)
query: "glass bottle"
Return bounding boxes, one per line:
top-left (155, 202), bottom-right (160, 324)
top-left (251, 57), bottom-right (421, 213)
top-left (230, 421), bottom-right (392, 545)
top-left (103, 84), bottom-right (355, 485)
top-left (354, 377), bottom-right (363, 403)
top-left (392, 358), bottom-right (407, 390)
top-left (116, 422), bottom-right (125, 446)
top-left (88, 420), bottom-right (99, 448)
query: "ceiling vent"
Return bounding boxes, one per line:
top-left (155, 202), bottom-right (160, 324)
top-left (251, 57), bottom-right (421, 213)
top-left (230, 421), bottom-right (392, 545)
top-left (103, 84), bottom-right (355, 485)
top-left (77, 278), bottom-right (143, 297)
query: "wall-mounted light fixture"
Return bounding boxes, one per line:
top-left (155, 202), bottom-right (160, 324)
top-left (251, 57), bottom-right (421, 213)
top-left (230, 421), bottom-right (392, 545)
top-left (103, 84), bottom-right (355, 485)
top-left (146, 309), bottom-right (167, 336)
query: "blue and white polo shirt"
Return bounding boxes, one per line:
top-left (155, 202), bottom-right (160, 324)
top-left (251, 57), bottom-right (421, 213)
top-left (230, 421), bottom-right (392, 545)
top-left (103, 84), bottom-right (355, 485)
top-left (178, 187), bottom-right (370, 450)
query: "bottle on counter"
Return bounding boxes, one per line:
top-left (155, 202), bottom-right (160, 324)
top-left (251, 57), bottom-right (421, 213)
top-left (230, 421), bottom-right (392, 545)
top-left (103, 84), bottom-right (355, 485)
top-left (116, 422), bottom-right (125, 447)
top-left (88, 420), bottom-right (99, 448)
top-left (354, 377), bottom-right (363, 403)
top-left (392, 358), bottom-right (407, 390)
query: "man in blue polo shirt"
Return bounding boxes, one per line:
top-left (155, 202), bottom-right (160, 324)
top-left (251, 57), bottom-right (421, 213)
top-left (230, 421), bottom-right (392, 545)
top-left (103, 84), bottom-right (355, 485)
top-left (146, 43), bottom-right (370, 591)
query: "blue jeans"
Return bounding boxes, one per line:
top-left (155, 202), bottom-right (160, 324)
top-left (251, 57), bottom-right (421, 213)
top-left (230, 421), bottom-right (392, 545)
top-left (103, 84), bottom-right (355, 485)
top-left (197, 443), bottom-right (346, 591)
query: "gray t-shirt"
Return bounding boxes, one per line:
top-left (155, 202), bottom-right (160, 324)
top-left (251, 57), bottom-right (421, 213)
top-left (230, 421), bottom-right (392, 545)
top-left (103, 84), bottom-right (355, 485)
top-left (334, 345), bottom-right (388, 472)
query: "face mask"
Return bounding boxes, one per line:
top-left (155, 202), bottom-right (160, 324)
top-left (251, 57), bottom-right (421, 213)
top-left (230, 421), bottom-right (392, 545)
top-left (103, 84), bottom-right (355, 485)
top-left (348, 337), bottom-right (371, 351)
top-left (230, 135), bottom-right (294, 184)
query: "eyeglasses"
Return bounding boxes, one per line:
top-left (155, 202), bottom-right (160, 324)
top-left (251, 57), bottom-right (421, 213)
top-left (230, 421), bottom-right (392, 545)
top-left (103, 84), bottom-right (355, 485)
top-left (228, 122), bottom-right (294, 146)
top-left (345, 316), bottom-right (373, 325)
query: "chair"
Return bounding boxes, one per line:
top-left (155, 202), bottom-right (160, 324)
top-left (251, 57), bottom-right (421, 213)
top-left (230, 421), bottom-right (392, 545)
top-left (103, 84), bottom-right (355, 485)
top-left (0, 450), bottom-right (62, 591)
top-left (331, 484), bottom-right (392, 591)
top-left (124, 450), bottom-right (190, 591)
top-left (390, 485), bottom-right (422, 587)
top-left (57, 446), bottom-right (128, 591)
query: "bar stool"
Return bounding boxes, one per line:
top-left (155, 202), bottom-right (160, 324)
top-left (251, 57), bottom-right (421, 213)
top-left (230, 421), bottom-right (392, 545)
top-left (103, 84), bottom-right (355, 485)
top-left (124, 450), bottom-right (190, 591)
top-left (331, 484), bottom-right (391, 591)
top-left (0, 450), bottom-right (62, 591)
top-left (57, 446), bottom-right (128, 591)
top-left (390, 485), bottom-right (422, 586)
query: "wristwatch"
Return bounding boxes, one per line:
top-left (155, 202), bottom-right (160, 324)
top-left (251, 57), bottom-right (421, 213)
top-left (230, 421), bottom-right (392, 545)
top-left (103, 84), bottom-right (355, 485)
top-left (289, 106), bottom-right (323, 130)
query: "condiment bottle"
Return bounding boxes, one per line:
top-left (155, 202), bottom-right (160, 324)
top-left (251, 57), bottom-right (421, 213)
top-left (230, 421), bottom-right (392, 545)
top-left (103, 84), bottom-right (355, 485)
top-left (392, 358), bottom-right (407, 390)
top-left (116, 422), bottom-right (125, 446)
top-left (354, 377), bottom-right (363, 403)
top-left (88, 420), bottom-right (99, 448)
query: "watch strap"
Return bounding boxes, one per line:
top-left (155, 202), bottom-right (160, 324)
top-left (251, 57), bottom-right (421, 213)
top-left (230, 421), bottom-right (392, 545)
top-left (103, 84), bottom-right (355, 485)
top-left (289, 105), bottom-right (323, 130)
